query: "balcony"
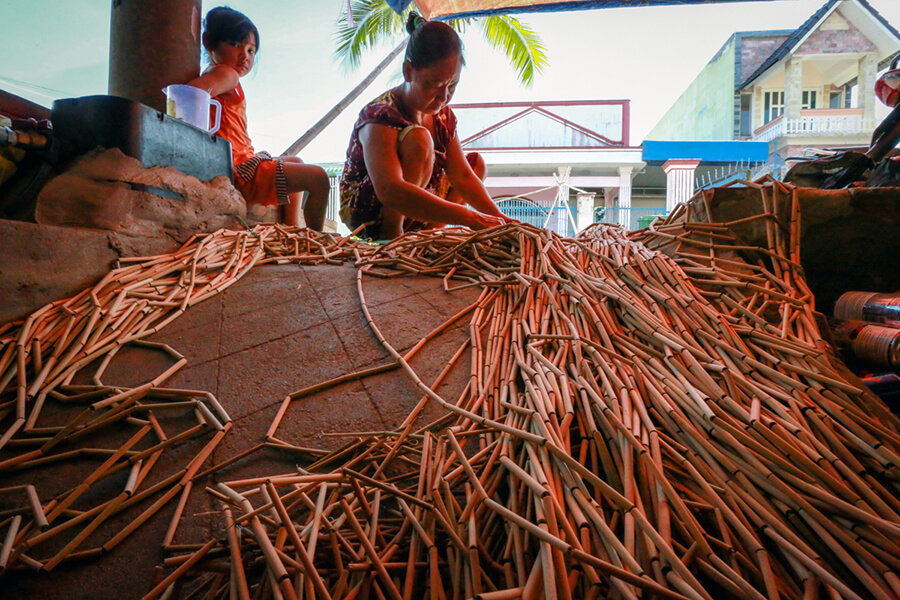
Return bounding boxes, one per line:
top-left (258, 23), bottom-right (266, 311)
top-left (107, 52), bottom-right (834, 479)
top-left (752, 109), bottom-right (877, 143)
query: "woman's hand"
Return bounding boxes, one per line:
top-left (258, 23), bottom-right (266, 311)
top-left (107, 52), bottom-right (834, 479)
top-left (465, 210), bottom-right (507, 230)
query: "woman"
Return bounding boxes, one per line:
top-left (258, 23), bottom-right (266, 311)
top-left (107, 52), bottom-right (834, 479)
top-left (339, 13), bottom-right (510, 239)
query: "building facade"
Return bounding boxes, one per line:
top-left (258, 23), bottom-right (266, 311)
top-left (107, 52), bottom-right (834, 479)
top-left (648, 0), bottom-right (900, 162)
top-left (452, 100), bottom-right (648, 233)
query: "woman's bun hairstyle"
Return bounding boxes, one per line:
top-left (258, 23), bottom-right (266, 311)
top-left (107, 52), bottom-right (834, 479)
top-left (405, 12), bottom-right (427, 34)
top-left (403, 12), bottom-right (464, 69)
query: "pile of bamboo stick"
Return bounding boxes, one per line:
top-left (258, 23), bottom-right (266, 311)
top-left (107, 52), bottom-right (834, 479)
top-left (156, 193), bottom-right (900, 597)
top-left (5, 179), bottom-right (900, 600)
top-left (0, 225), bottom-right (362, 572)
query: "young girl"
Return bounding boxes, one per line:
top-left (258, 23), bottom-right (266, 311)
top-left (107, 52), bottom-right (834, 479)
top-left (339, 12), bottom-right (510, 240)
top-left (188, 6), bottom-right (329, 230)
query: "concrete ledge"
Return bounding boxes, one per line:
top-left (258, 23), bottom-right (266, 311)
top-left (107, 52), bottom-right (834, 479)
top-left (0, 219), bottom-right (185, 323)
top-left (0, 220), bottom-right (117, 322)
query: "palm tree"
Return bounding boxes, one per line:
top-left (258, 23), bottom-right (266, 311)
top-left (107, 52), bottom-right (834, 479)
top-left (283, 0), bottom-right (547, 155)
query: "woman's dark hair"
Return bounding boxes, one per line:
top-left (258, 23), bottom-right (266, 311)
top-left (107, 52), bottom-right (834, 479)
top-left (404, 12), bottom-right (464, 69)
top-left (203, 6), bottom-right (260, 51)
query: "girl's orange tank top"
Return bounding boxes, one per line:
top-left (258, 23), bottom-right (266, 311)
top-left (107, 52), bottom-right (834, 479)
top-left (213, 83), bottom-right (256, 166)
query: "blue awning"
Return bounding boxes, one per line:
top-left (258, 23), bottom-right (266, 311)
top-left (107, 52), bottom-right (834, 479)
top-left (642, 140), bottom-right (769, 165)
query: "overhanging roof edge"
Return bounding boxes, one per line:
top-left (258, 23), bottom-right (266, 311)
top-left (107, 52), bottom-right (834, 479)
top-left (419, 0), bottom-right (788, 21)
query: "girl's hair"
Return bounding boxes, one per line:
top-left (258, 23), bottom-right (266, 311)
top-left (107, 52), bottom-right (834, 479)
top-left (203, 6), bottom-right (260, 52)
top-left (404, 12), bottom-right (464, 69)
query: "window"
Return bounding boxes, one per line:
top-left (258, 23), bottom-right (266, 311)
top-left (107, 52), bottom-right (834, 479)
top-left (764, 89), bottom-right (820, 123)
top-left (764, 91), bottom-right (784, 124)
top-left (802, 90), bottom-right (817, 109)
top-left (830, 89), bottom-right (844, 109)
top-left (740, 93), bottom-right (752, 137)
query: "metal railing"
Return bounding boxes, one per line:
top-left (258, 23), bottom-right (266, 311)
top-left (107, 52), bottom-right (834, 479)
top-left (594, 206), bottom-right (668, 231)
top-left (497, 198), bottom-right (666, 234)
top-left (495, 198), bottom-right (549, 229)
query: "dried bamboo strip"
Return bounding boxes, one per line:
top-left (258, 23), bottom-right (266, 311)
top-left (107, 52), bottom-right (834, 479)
top-left (264, 482), bottom-right (332, 600)
top-left (141, 540), bottom-right (217, 600)
top-left (0, 515), bottom-right (22, 569)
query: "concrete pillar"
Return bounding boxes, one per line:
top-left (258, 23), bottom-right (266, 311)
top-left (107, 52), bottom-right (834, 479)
top-left (858, 53), bottom-right (879, 120)
top-left (753, 86), bottom-right (763, 133)
top-left (663, 159), bottom-right (700, 213)
top-left (576, 192), bottom-right (595, 233)
top-left (784, 57), bottom-right (803, 121)
top-left (617, 166), bottom-right (633, 228)
top-left (109, 0), bottom-right (203, 112)
top-left (603, 188), bottom-right (618, 208)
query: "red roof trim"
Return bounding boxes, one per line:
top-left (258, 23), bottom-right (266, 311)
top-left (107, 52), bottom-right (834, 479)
top-left (459, 107), bottom-right (534, 146)
top-left (0, 89), bottom-right (51, 121)
top-left (452, 99), bottom-right (630, 109)
top-left (457, 101), bottom-right (629, 148)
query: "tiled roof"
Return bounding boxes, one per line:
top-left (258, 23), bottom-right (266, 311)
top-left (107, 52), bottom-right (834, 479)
top-left (736, 0), bottom-right (900, 90)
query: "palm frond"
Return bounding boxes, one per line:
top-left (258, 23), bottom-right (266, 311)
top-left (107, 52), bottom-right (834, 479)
top-left (333, 0), bottom-right (407, 69)
top-left (445, 17), bottom-right (472, 35)
top-left (478, 15), bottom-right (548, 87)
top-left (333, 1), bottom-right (548, 87)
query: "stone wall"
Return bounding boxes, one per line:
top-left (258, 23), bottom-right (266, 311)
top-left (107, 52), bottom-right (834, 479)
top-left (35, 147), bottom-right (246, 244)
top-left (740, 36), bottom-right (790, 82)
top-left (0, 220), bottom-right (117, 323)
top-left (0, 147), bottom-right (251, 322)
top-left (795, 9), bottom-right (878, 56)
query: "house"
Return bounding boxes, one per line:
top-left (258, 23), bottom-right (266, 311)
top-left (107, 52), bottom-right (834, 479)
top-left (452, 100), bottom-right (648, 233)
top-left (647, 0), bottom-right (900, 165)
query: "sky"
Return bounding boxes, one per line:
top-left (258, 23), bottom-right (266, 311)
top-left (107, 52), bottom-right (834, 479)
top-left (4, 0), bottom-right (900, 165)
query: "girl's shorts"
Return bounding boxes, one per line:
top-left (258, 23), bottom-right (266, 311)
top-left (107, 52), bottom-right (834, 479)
top-left (234, 152), bottom-right (289, 206)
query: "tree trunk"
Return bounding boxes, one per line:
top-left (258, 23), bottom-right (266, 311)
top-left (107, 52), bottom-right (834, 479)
top-left (282, 39), bottom-right (409, 156)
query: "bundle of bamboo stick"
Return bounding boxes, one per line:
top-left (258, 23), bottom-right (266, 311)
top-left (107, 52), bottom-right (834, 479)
top-left (4, 180), bottom-right (900, 600)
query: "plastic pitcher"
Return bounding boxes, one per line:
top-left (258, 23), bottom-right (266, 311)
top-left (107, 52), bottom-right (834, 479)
top-left (163, 84), bottom-right (221, 134)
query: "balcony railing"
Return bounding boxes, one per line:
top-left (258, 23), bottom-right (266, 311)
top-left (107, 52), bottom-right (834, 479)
top-left (752, 109), bottom-right (877, 142)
